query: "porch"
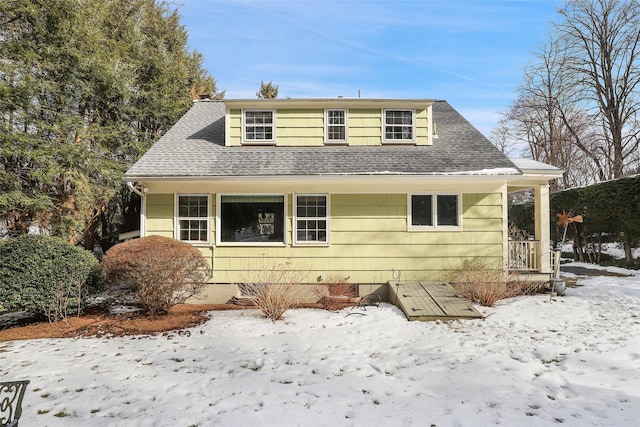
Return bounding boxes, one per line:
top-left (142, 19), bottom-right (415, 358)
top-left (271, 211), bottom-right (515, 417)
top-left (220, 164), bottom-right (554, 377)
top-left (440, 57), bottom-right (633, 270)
top-left (507, 158), bottom-right (564, 282)
top-left (508, 239), bottom-right (559, 282)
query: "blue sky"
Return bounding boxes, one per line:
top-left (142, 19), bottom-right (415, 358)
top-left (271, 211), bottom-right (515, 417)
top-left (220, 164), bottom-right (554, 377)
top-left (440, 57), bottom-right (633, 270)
top-left (178, 0), bottom-right (563, 137)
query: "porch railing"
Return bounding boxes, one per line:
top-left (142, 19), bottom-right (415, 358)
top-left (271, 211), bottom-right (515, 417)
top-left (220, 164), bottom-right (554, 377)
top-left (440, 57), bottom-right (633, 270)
top-left (508, 239), bottom-right (538, 271)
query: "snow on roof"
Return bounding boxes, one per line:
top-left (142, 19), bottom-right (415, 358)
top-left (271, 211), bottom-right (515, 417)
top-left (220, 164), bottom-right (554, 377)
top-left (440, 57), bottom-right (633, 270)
top-left (510, 157), bottom-right (563, 172)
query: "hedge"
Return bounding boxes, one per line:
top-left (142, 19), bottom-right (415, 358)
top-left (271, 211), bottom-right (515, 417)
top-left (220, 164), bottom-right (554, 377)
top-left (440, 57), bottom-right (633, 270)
top-left (0, 235), bottom-right (99, 318)
top-left (509, 175), bottom-right (640, 264)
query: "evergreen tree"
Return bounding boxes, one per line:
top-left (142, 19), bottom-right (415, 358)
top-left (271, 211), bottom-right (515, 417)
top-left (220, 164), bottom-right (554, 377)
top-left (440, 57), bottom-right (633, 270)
top-left (0, 0), bottom-right (223, 247)
top-left (256, 80), bottom-right (279, 99)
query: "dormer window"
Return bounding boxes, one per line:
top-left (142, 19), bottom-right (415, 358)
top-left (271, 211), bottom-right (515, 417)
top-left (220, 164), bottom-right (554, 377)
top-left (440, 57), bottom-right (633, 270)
top-left (384, 109), bottom-right (414, 142)
top-left (244, 110), bottom-right (274, 142)
top-left (325, 109), bottom-right (347, 143)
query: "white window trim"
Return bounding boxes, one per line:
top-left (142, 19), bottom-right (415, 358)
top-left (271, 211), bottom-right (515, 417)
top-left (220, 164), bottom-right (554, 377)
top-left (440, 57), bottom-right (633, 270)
top-left (242, 109), bottom-right (275, 144)
top-left (175, 193), bottom-right (211, 245)
top-left (324, 108), bottom-right (348, 144)
top-left (407, 193), bottom-right (462, 231)
top-left (294, 193), bottom-right (330, 246)
top-left (216, 193), bottom-right (288, 246)
top-left (383, 109), bottom-right (416, 144)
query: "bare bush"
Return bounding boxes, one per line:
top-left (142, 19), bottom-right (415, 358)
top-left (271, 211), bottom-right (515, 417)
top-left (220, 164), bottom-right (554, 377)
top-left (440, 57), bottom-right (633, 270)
top-left (248, 282), bottom-right (302, 321)
top-left (100, 236), bottom-right (211, 315)
top-left (45, 277), bottom-right (86, 323)
top-left (448, 259), bottom-right (527, 307)
top-left (508, 222), bottom-right (529, 240)
top-left (241, 259), bottom-right (309, 321)
top-left (312, 282), bottom-right (331, 309)
top-left (313, 275), bottom-right (356, 310)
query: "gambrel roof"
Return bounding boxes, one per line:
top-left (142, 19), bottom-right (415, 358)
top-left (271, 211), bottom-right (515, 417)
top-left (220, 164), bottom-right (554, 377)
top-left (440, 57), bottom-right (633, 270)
top-left (125, 99), bottom-right (521, 180)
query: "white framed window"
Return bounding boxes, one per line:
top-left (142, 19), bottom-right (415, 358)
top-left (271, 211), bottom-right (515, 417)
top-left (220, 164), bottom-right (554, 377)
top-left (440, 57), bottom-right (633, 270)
top-left (408, 193), bottom-right (461, 231)
top-left (217, 194), bottom-right (286, 245)
top-left (295, 194), bottom-right (329, 244)
top-left (176, 194), bottom-right (210, 243)
top-left (325, 109), bottom-right (347, 143)
top-left (384, 109), bottom-right (414, 142)
top-left (244, 110), bottom-right (274, 142)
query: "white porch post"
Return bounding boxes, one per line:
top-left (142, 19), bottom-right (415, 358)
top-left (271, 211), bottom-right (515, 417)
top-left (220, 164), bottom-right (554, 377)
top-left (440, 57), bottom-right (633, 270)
top-left (140, 193), bottom-right (146, 238)
top-left (501, 185), bottom-right (509, 275)
top-left (535, 184), bottom-right (551, 273)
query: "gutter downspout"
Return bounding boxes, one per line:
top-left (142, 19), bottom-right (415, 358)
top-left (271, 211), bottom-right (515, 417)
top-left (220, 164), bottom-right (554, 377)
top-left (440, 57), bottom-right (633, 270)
top-left (127, 181), bottom-right (145, 197)
top-left (126, 181), bottom-right (146, 238)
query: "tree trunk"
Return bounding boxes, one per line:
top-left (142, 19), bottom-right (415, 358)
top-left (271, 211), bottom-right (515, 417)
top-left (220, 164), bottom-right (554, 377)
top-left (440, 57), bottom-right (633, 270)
top-left (622, 231), bottom-right (633, 264)
top-left (572, 222), bottom-right (585, 262)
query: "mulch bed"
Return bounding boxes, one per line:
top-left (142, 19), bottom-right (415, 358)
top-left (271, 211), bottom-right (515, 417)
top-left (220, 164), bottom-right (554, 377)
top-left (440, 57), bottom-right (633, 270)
top-left (0, 304), bottom-right (239, 342)
top-left (0, 298), bottom-right (359, 342)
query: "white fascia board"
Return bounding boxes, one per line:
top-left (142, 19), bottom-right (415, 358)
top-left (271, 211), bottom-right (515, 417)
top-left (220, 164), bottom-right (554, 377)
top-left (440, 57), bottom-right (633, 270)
top-left (224, 98), bottom-right (436, 110)
top-left (124, 172), bottom-right (519, 181)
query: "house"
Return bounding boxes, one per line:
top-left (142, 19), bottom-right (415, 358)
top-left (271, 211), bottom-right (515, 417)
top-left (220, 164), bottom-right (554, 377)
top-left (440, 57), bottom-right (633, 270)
top-left (124, 98), bottom-right (563, 303)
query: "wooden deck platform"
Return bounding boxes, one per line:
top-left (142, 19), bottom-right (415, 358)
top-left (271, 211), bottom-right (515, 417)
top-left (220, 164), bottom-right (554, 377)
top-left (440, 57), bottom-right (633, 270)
top-left (388, 281), bottom-right (483, 321)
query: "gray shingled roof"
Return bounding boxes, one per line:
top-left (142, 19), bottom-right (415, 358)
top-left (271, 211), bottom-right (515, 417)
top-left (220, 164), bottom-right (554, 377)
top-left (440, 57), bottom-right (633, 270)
top-left (124, 100), bottom-right (520, 179)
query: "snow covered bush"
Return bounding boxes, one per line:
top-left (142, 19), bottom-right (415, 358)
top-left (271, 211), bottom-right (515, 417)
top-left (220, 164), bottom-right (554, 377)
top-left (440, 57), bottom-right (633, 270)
top-left (100, 236), bottom-right (211, 315)
top-left (0, 235), bottom-right (99, 320)
top-left (449, 259), bottom-right (527, 307)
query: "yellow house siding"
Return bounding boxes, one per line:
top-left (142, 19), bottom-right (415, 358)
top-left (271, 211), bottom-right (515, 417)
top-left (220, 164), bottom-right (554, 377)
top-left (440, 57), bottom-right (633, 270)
top-left (210, 196), bottom-right (217, 243)
top-left (142, 189), bottom-right (504, 288)
top-left (145, 194), bottom-right (174, 237)
top-left (145, 193), bottom-right (216, 273)
top-left (415, 108), bottom-right (431, 146)
top-left (347, 109), bottom-right (383, 145)
top-left (227, 108), bottom-right (242, 146)
top-left (206, 192), bottom-right (504, 284)
top-left (326, 193), bottom-right (503, 280)
top-left (276, 109), bottom-right (324, 146)
top-left (459, 192), bottom-right (504, 268)
top-left (225, 106), bottom-right (432, 147)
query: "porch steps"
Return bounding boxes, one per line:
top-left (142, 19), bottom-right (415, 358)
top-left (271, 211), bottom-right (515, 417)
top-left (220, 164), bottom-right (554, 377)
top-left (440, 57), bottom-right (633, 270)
top-left (388, 281), bottom-right (483, 321)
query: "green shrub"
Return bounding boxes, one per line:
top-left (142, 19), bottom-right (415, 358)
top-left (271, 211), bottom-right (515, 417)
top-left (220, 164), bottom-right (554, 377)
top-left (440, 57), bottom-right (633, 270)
top-left (0, 235), bottom-right (99, 320)
top-left (99, 236), bottom-right (211, 315)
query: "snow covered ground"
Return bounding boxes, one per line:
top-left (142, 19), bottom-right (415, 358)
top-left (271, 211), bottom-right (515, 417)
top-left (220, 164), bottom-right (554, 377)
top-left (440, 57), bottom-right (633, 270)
top-left (562, 241), bottom-right (640, 260)
top-left (2, 263), bottom-right (639, 427)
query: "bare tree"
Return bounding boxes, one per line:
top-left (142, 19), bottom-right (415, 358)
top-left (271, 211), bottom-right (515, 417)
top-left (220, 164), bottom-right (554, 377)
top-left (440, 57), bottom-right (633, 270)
top-left (499, 0), bottom-right (639, 187)
top-left (490, 120), bottom-right (522, 157)
top-left (557, 0), bottom-right (640, 179)
top-left (502, 38), bottom-right (596, 189)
